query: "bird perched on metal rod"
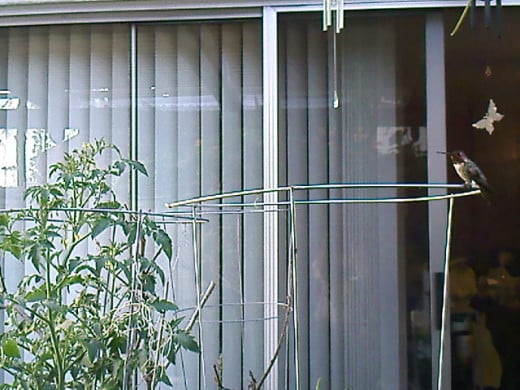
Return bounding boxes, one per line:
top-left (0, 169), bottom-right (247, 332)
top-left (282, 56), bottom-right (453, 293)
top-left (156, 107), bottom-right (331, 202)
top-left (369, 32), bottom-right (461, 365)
top-left (437, 150), bottom-right (492, 201)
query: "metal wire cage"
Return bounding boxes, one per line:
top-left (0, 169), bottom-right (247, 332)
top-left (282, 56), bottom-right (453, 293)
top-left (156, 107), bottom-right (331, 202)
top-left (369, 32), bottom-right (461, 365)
top-left (165, 182), bottom-right (481, 390)
top-left (0, 183), bottom-right (476, 389)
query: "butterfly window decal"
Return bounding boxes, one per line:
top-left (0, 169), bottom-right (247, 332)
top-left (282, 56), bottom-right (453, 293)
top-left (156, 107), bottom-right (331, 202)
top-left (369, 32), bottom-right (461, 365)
top-left (472, 99), bottom-right (504, 135)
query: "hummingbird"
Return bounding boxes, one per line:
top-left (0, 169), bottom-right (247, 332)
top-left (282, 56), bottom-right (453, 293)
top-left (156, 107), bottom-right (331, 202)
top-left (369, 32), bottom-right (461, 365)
top-left (437, 150), bottom-right (492, 200)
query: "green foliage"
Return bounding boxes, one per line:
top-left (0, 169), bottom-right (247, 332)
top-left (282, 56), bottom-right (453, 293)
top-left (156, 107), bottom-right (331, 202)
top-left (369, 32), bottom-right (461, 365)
top-left (0, 139), bottom-right (194, 389)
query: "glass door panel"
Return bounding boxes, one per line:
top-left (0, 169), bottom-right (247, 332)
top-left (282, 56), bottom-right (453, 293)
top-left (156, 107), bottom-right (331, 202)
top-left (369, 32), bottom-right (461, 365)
top-left (278, 12), bottom-right (430, 389)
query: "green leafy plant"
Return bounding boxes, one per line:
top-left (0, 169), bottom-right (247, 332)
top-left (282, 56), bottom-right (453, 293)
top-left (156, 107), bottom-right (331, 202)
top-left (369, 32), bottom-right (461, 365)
top-left (0, 139), bottom-right (198, 389)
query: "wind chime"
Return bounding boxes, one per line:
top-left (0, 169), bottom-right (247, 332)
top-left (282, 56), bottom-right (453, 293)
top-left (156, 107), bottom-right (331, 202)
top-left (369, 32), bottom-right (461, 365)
top-left (471, 0), bottom-right (503, 32)
top-left (322, 0), bottom-right (344, 109)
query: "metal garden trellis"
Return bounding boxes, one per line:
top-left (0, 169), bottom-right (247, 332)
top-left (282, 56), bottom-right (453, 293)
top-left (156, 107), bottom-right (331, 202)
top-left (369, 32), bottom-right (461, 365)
top-left (165, 182), bottom-right (481, 390)
top-left (6, 184), bottom-right (473, 388)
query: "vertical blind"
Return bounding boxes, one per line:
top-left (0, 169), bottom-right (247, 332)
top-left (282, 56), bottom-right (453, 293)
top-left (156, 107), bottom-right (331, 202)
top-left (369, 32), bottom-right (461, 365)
top-left (0, 25), bottom-right (131, 192)
top-left (136, 21), bottom-right (263, 389)
top-left (0, 23), bottom-right (132, 384)
top-left (0, 24), bottom-right (131, 276)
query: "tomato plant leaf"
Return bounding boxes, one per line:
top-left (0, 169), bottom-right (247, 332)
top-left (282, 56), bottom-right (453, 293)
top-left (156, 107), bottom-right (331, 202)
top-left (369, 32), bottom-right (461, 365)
top-left (174, 330), bottom-right (200, 353)
top-left (91, 218), bottom-right (111, 238)
top-left (151, 299), bottom-right (178, 313)
top-left (24, 286), bottom-right (47, 302)
top-left (2, 339), bottom-right (21, 358)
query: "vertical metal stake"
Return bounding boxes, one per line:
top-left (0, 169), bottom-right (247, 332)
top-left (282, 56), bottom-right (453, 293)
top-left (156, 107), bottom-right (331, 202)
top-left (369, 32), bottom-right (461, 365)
top-left (437, 197), bottom-right (454, 390)
top-left (123, 209), bottom-right (143, 389)
top-left (289, 188), bottom-right (300, 390)
top-left (191, 206), bottom-right (205, 388)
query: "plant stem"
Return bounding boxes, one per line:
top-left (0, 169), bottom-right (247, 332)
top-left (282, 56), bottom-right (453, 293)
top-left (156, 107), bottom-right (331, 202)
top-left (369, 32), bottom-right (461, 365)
top-left (48, 310), bottom-right (65, 389)
top-left (42, 212), bottom-right (65, 390)
top-left (60, 232), bottom-right (89, 270)
top-left (150, 283), bottom-right (169, 387)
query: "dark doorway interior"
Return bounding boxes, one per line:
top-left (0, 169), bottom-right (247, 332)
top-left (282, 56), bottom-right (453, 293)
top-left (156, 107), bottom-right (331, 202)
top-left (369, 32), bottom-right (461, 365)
top-left (445, 8), bottom-right (520, 390)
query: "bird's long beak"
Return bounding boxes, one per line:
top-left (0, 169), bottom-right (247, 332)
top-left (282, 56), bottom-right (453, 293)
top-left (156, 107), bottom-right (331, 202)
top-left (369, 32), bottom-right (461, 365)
top-left (437, 151), bottom-right (450, 155)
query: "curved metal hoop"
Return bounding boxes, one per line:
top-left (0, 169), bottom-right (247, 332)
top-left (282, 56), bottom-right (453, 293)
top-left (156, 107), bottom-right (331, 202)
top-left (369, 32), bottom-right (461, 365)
top-left (165, 182), bottom-right (480, 390)
top-left (165, 183), bottom-right (481, 210)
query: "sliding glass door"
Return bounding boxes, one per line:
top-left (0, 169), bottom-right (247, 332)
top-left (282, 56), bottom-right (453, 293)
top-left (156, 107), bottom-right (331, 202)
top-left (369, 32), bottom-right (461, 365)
top-left (0, 9), bottom-right (451, 390)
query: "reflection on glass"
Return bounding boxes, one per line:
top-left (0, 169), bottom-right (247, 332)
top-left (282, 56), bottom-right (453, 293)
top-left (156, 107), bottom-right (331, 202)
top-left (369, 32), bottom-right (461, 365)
top-left (0, 24), bottom-right (131, 192)
top-left (63, 128), bottom-right (80, 142)
top-left (0, 97), bottom-right (20, 110)
top-left (376, 126), bottom-right (414, 155)
top-left (25, 128), bottom-right (57, 185)
top-left (0, 126), bottom-right (83, 188)
top-left (0, 129), bottom-right (18, 187)
top-left (26, 100), bottom-right (40, 110)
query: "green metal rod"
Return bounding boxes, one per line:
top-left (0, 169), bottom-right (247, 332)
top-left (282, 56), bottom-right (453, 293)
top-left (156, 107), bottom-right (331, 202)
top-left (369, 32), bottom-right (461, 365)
top-left (165, 183), bottom-right (469, 208)
top-left (166, 187), bottom-right (481, 210)
top-left (438, 197), bottom-right (455, 390)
